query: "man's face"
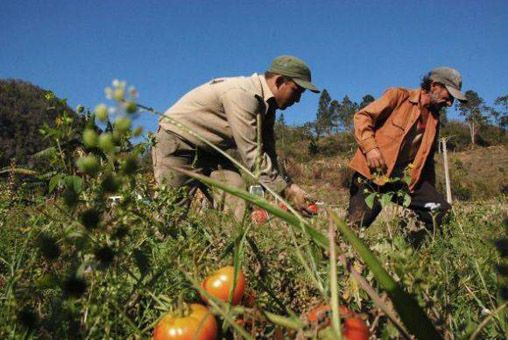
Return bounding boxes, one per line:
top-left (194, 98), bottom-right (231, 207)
top-left (429, 82), bottom-right (454, 112)
top-left (274, 78), bottom-right (305, 110)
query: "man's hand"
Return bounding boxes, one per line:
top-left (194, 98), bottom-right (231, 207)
top-left (366, 148), bottom-right (387, 173)
top-left (283, 183), bottom-right (317, 217)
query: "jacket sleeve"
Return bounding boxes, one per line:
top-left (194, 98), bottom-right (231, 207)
top-left (221, 89), bottom-right (289, 193)
top-left (353, 88), bottom-right (404, 154)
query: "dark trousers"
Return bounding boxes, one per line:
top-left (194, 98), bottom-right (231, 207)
top-left (347, 172), bottom-right (451, 230)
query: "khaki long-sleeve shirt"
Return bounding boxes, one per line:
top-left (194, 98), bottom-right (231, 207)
top-left (349, 88), bottom-right (439, 191)
top-left (159, 73), bottom-right (289, 193)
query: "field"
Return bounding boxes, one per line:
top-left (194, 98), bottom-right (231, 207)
top-left (0, 94), bottom-right (507, 340)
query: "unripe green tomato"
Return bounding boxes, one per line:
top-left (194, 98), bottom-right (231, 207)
top-left (77, 155), bottom-right (100, 177)
top-left (83, 129), bottom-right (98, 148)
top-left (98, 133), bottom-right (115, 153)
top-left (95, 104), bottom-right (108, 122)
top-left (125, 101), bottom-right (137, 114)
top-left (114, 117), bottom-right (131, 134)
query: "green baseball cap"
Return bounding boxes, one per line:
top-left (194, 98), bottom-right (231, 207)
top-left (267, 55), bottom-right (320, 93)
top-left (429, 67), bottom-right (467, 102)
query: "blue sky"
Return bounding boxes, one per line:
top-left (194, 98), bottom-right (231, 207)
top-left (1, 1), bottom-right (507, 134)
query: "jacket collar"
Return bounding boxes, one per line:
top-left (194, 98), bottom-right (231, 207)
top-left (408, 88), bottom-right (421, 105)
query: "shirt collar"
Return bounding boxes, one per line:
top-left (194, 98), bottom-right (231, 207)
top-left (258, 74), bottom-right (276, 108)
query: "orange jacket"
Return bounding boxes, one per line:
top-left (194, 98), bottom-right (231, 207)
top-left (348, 88), bottom-right (439, 191)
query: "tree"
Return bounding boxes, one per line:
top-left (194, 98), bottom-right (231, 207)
top-left (274, 112), bottom-right (287, 148)
top-left (359, 94), bottom-right (375, 109)
top-left (336, 96), bottom-right (359, 133)
top-left (491, 95), bottom-right (508, 131)
top-left (315, 89), bottom-right (333, 137)
top-left (456, 90), bottom-right (488, 148)
top-left (329, 99), bottom-right (340, 132)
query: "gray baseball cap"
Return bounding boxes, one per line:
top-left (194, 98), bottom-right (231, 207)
top-left (267, 55), bottom-right (320, 93)
top-left (429, 67), bottom-right (467, 102)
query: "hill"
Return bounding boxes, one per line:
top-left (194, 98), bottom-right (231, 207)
top-left (0, 79), bottom-right (81, 167)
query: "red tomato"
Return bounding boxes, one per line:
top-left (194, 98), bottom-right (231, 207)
top-left (308, 305), bottom-right (368, 340)
top-left (278, 202), bottom-right (288, 211)
top-left (308, 203), bottom-right (319, 214)
top-left (342, 318), bottom-right (369, 340)
top-left (250, 208), bottom-right (268, 224)
top-left (153, 304), bottom-right (218, 340)
top-left (308, 305), bottom-right (352, 323)
top-left (201, 266), bottom-right (246, 305)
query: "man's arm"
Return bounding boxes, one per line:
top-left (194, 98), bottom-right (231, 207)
top-left (354, 88), bottom-right (403, 171)
top-left (221, 89), bottom-right (288, 193)
top-left (262, 111), bottom-right (315, 215)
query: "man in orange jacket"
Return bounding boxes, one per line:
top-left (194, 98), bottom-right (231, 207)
top-left (348, 67), bottom-right (467, 238)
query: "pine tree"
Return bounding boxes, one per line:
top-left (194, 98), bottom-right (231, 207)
top-left (315, 89), bottom-right (332, 137)
top-left (337, 95), bottom-right (359, 133)
top-left (359, 94), bottom-right (375, 109)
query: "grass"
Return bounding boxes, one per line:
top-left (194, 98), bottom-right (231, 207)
top-left (0, 173), bottom-right (506, 338)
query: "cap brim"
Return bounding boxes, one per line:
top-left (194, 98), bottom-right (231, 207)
top-left (293, 79), bottom-right (320, 93)
top-left (445, 85), bottom-right (467, 102)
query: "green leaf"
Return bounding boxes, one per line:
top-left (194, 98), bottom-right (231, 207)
top-left (48, 174), bottom-right (64, 193)
top-left (64, 175), bottom-right (83, 194)
top-left (365, 193), bottom-right (376, 209)
top-left (403, 194), bottom-right (412, 208)
top-left (403, 173), bottom-right (412, 185)
top-left (381, 193), bottom-right (393, 208)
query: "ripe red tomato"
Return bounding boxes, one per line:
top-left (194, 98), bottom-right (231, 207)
top-left (308, 305), bottom-right (368, 340)
top-left (201, 266), bottom-right (246, 305)
top-left (278, 202), bottom-right (288, 211)
top-left (308, 305), bottom-right (352, 323)
top-left (153, 304), bottom-right (218, 340)
top-left (342, 317), bottom-right (369, 340)
top-left (308, 203), bottom-right (319, 214)
top-left (250, 208), bottom-right (268, 224)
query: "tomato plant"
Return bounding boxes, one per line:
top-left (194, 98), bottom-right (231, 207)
top-left (201, 266), bottom-right (246, 305)
top-left (153, 303), bottom-right (218, 340)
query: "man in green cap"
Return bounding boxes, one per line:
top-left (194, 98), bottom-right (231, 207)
top-left (347, 67), bottom-right (467, 244)
top-left (152, 55), bottom-right (320, 220)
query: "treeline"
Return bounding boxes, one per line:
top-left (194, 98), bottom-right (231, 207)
top-left (275, 88), bottom-right (508, 161)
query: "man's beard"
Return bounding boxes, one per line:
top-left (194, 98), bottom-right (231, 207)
top-left (428, 93), bottom-right (447, 113)
top-left (428, 102), bottom-right (446, 113)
